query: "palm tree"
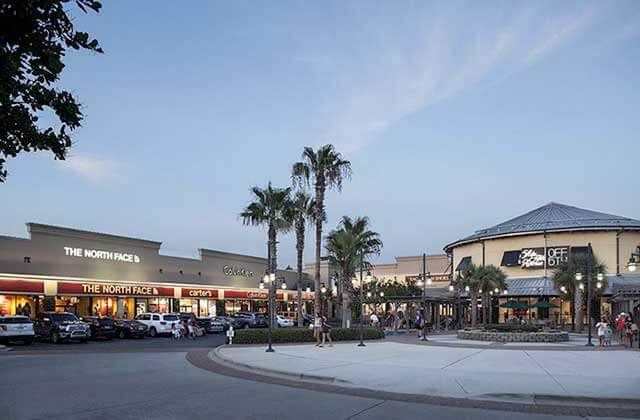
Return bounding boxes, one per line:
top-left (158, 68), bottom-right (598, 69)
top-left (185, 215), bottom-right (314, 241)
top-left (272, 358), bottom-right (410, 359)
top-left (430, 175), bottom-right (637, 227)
top-left (240, 182), bottom-right (293, 276)
top-left (325, 216), bottom-right (382, 327)
top-left (292, 145), bottom-right (352, 316)
top-left (290, 191), bottom-right (317, 327)
top-left (458, 264), bottom-right (481, 327)
top-left (552, 253), bottom-right (607, 332)
top-left (476, 265), bottom-right (507, 326)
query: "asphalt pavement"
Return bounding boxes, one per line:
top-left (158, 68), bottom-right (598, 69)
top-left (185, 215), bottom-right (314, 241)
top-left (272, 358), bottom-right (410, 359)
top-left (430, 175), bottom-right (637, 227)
top-left (0, 347), bottom-right (622, 420)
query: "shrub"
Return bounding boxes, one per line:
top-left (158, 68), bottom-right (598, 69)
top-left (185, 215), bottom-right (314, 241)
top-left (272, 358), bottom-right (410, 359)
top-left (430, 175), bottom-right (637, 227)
top-left (233, 327), bottom-right (384, 345)
top-left (483, 324), bottom-right (540, 332)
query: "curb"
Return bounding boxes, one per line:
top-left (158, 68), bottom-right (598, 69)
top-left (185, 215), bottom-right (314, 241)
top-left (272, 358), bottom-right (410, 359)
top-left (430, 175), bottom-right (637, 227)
top-left (187, 347), bottom-right (640, 418)
top-left (211, 346), bottom-right (350, 385)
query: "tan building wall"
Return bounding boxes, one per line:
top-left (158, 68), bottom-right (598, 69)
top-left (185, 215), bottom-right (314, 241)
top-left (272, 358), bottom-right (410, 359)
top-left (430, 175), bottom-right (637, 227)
top-left (451, 230), bottom-right (640, 277)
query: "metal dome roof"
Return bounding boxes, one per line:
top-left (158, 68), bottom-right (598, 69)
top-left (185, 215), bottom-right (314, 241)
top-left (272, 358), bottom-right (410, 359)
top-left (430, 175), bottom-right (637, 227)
top-left (444, 202), bottom-right (640, 250)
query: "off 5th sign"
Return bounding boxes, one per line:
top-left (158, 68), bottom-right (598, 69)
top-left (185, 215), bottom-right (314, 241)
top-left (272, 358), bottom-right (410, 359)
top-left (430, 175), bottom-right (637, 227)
top-left (63, 247), bottom-right (141, 264)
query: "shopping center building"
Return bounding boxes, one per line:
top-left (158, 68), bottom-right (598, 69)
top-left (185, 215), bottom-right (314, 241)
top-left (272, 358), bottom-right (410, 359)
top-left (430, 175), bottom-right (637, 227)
top-left (444, 202), bottom-right (640, 324)
top-left (0, 223), bottom-right (313, 319)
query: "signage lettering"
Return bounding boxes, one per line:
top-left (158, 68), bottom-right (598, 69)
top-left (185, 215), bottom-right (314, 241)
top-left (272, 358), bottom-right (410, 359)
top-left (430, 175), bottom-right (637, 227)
top-left (519, 246), bottom-right (569, 269)
top-left (58, 282), bottom-right (174, 297)
top-left (64, 247), bottom-right (141, 264)
top-left (182, 288), bottom-right (218, 298)
top-left (223, 265), bottom-right (254, 278)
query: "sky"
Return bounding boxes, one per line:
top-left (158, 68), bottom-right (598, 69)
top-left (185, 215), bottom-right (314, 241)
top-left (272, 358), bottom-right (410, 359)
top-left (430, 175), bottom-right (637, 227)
top-left (2, 1), bottom-right (640, 268)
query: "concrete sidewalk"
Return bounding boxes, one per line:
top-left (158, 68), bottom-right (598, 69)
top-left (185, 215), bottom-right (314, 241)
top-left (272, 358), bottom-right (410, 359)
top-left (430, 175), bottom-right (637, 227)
top-left (215, 341), bottom-right (640, 404)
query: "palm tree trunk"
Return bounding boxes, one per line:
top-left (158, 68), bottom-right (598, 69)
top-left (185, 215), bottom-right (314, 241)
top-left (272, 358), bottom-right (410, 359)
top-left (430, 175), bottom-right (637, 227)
top-left (296, 223), bottom-right (304, 327)
top-left (470, 292), bottom-right (478, 327)
top-left (314, 182), bottom-right (324, 317)
top-left (574, 287), bottom-right (583, 333)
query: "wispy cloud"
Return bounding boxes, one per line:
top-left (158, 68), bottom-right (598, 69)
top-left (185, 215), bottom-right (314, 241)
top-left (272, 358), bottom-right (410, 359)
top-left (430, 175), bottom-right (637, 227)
top-left (62, 156), bottom-right (121, 183)
top-left (297, 3), bottom-right (631, 154)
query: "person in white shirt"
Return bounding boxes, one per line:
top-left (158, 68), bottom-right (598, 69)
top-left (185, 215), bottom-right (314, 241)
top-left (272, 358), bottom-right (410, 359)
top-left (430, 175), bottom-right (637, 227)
top-left (370, 313), bottom-right (379, 327)
top-left (314, 314), bottom-right (322, 347)
top-left (595, 318), bottom-right (608, 347)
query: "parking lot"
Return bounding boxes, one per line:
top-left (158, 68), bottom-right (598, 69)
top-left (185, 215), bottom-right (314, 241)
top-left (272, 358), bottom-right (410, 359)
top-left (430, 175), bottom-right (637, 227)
top-left (2, 332), bottom-right (226, 353)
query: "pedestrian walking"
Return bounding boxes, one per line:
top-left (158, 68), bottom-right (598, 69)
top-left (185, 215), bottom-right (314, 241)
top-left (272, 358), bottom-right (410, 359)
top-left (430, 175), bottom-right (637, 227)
top-left (624, 316), bottom-right (634, 348)
top-left (616, 313), bottom-right (626, 343)
top-left (188, 314), bottom-right (197, 340)
top-left (604, 323), bottom-right (613, 346)
top-left (595, 318), bottom-right (607, 347)
top-left (171, 322), bottom-right (181, 340)
top-left (415, 311), bottom-right (424, 338)
top-left (314, 314), bottom-right (322, 347)
top-left (321, 316), bottom-right (333, 347)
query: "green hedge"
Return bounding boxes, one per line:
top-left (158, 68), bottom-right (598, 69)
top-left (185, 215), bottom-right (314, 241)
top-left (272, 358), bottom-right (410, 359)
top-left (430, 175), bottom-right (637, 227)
top-left (233, 327), bottom-right (384, 344)
top-left (482, 324), bottom-right (540, 332)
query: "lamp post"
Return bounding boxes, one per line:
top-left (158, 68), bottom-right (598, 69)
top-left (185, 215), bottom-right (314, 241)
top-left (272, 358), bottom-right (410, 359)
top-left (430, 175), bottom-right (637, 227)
top-left (575, 242), bottom-right (596, 347)
top-left (358, 249), bottom-right (371, 347)
top-left (627, 245), bottom-right (640, 272)
top-left (416, 253), bottom-right (431, 341)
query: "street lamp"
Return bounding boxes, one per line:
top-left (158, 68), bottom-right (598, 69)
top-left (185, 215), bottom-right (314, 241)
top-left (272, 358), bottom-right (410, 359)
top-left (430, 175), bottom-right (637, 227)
top-left (357, 249), bottom-right (370, 348)
top-left (627, 245), bottom-right (640, 272)
top-left (417, 253), bottom-right (430, 341)
top-left (574, 242), bottom-right (597, 347)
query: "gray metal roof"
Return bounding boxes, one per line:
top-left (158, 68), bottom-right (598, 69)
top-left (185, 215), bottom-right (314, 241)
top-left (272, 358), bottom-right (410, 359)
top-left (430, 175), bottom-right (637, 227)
top-left (445, 202), bottom-right (640, 250)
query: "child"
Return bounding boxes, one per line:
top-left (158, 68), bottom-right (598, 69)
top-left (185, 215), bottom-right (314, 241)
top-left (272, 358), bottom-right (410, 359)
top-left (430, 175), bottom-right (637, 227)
top-left (172, 322), bottom-right (182, 340)
top-left (604, 324), bottom-right (612, 347)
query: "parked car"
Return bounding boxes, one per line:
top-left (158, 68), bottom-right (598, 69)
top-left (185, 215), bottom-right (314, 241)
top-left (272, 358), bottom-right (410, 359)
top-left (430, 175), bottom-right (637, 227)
top-left (35, 312), bottom-right (89, 344)
top-left (276, 315), bottom-right (294, 328)
top-left (302, 314), bottom-right (314, 326)
top-left (214, 316), bottom-right (235, 331)
top-left (178, 313), bottom-right (209, 335)
top-left (232, 312), bottom-right (268, 329)
top-left (134, 313), bottom-right (180, 337)
top-left (0, 315), bottom-right (35, 345)
top-left (114, 319), bottom-right (148, 339)
top-left (81, 316), bottom-right (116, 340)
top-left (199, 317), bottom-right (225, 333)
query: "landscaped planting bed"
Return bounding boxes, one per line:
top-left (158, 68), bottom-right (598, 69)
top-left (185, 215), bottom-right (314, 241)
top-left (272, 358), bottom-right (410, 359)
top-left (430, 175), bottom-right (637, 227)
top-left (457, 328), bottom-right (569, 342)
top-left (233, 327), bottom-right (384, 344)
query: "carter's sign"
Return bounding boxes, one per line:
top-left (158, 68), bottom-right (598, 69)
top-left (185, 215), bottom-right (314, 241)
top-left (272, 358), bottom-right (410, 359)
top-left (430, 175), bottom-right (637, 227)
top-left (64, 247), bottom-right (141, 264)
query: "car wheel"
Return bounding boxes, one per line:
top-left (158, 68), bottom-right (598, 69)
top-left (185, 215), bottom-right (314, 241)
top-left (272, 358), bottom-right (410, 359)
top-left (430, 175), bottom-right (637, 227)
top-left (81, 338), bottom-right (88, 343)
top-left (118, 330), bottom-right (125, 339)
top-left (51, 332), bottom-right (60, 344)
top-left (243, 324), bottom-right (249, 329)
top-left (23, 338), bottom-right (33, 345)
top-left (149, 327), bottom-right (157, 337)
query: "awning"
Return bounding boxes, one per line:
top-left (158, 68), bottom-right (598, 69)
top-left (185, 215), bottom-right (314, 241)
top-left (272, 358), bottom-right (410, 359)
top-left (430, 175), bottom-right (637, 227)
top-left (499, 300), bottom-right (529, 309)
top-left (530, 300), bottom-right (559, 309)
top-left (455, 256), bottom-right (471, 272)
top-left (505, 277), bottom-right (558, 297)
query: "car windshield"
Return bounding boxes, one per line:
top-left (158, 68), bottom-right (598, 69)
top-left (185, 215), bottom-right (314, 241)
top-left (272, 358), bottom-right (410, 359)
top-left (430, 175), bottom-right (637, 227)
top-left (163, 315), bottom-right (179, 321)
top-left (51, 313), bottom-right (78, 322)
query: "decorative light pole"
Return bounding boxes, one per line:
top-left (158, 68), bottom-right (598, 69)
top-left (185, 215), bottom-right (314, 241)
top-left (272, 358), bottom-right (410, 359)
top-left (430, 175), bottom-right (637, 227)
top-left (416, 253), bottom-right (431, 341)
top-left (357, 249), bottom-right (372, 347)
top-left (262, 240), bottom-right (286, 353)
top-left (574, 242), bottom-right (603, 347)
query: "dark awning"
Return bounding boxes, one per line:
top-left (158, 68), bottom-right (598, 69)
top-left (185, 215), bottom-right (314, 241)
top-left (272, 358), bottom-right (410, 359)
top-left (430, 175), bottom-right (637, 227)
top-left (501, 250), bottom-right (521, 267)
top-left (455, 256), bottom-right (471, 272)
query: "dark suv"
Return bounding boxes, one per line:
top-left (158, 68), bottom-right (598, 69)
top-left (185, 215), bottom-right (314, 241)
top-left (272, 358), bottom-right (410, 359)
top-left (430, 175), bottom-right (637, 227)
top-left (232, 312), bottom-right (268, 329)
top-left (82, 316), bottom-right (116, 340)
top-left (35, 312), bottom-right (89, 344)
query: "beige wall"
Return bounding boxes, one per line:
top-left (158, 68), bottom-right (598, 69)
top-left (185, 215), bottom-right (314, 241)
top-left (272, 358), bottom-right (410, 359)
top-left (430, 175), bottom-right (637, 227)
top-left (450, 230), bottom-right (640, 277)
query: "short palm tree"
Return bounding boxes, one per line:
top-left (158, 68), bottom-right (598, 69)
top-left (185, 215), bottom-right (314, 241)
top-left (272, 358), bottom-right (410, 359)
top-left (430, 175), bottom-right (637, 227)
top-left (325, 216), bottom-right (382, 327)
top-left (458, 264), bottom-right (481, 327)
top-left (240, 182), bottom-right (293, 275)
top-left (290, 191), bottom-right (317, 327)
top-left (552, 253), bottom-right (607, 332)
top-left (292, 145), bottom-right (351, 316)
top-left (476, 265), bottom-right (507, 326)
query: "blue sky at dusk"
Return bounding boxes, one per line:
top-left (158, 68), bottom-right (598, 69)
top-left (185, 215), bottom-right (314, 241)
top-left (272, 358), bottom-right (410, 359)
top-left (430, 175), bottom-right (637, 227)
top-left (2, 1), bottom-right (639, 267)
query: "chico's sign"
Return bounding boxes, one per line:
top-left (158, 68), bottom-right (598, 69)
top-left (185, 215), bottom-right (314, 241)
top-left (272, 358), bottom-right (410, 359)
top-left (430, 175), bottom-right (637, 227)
top-left (57, 282), bottom-right (174, 297)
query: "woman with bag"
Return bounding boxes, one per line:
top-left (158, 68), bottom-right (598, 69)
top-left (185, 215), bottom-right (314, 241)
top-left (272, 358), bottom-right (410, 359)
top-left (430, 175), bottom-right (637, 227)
top-left (321, 316), bottom-right (333, 347)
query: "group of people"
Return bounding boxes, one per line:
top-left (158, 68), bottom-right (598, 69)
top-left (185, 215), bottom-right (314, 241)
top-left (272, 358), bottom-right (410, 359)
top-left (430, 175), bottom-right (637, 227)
top-left (171, 314), bottom-right (199, 340)
top-left (312, 315), bottom-right (333, 347)
top-left (595, 312), bottom-right (638, 348)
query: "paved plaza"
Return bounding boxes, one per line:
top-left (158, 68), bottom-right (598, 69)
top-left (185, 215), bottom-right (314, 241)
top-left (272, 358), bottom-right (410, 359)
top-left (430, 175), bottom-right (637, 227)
top-left (215, 340), bottom-right (640, 404)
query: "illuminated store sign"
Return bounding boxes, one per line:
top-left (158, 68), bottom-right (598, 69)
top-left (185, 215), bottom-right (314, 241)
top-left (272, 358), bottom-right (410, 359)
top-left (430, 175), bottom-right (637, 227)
top-left (63, 247), bottom-right (141, 264)
top-left (518, 246), bottom-right (569, 269)
top-left (58, 282), bottom-right (174, 296)
top-left (223, 265), bottom-right (254, 277)
top-left (182, 288), bottom-right (218, 298)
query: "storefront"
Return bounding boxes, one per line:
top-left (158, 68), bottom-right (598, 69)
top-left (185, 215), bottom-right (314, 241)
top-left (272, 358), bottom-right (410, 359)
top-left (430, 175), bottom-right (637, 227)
top-left (444, 202), bottom-right (640, 325)
top-left (0, 223), bottom-right (313, 319)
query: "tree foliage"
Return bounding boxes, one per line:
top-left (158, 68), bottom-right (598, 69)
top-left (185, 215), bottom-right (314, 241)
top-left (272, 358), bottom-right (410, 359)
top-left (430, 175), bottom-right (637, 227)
top-left (0, 0), bottom-right (103, 181)
top-left (292, 144), bottom-right (352, 313)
